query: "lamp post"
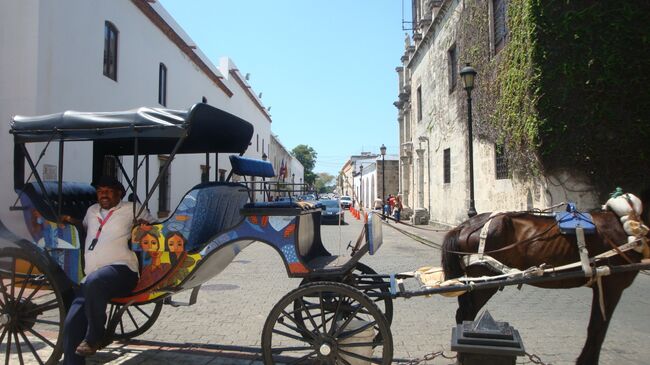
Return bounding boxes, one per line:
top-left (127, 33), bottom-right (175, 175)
top-left (359, 164), bottom-right (364, 210)
top-left (261, 153), bottom-right (268, 201)
top-left (460, 63), bottom-right (477, 218)
top-left (380, 144), bottom-right (386, 203)
top-left (418, 136), bottom-right (430, 216)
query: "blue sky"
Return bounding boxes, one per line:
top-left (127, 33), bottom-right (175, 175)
top-left (159, 0), bottom-right (408, 176)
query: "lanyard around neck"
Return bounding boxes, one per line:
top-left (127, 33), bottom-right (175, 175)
top-left (88, 209), bottom-right (115, 251)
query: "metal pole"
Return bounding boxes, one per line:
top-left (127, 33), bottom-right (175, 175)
top-left (57, 140), bottom-right (64, 218)
top-left (382, 154), bottom-right (385, 202)
top-left (467, 89), bottom-right (477, 218)
top-left (360, 165), bottom-right (364, 210)
top-left (426, 139), bottom-right (430, 216)
top-left (133, 136), bottom-right (138, 220)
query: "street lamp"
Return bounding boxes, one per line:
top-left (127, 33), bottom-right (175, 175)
top-left (418, 136), bottom-right (430, 216)
top-left (380, 144), bottom-right (386, 203)
top-left (460, 63), bottom-right (477, 218)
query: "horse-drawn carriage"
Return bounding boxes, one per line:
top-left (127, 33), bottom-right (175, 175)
top-left (1, 102), bottom-right (649, 365)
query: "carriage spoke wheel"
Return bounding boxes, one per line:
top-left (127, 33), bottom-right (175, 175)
top-left (262, 282), bottom-right (392, 364)
top-left (0, 247), bottom-right (66, 365)
top-left (347, 262), bottom-right (393, 325)
top-left (107, 300), bottom-right (163, 341)
top-left (297, 262), bottom-right (393, 346)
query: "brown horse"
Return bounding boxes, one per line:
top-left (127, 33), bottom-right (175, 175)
top-left (441, 208), bottom-right (648, 365)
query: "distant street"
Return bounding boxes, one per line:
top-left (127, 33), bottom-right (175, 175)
top-left (74, 214), bottom-right (650, 365)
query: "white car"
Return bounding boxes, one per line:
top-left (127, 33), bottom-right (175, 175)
top-left (339, 196), bottom-right (352, 209)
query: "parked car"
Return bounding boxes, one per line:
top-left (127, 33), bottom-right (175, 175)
top-left (339, 196), bottom-right (352, 209)
top-left (320, 199), bottom-right (345, 224)
top-left (298, 194), bottom-right (317, 201)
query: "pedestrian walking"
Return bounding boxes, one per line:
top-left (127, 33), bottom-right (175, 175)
top-left (394, 194), bottom-right (403, 221)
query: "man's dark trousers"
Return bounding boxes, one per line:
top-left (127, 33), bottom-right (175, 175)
top-left (63, 264), bottom-right (138, 365)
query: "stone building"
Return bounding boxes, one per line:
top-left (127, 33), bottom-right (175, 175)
top-left (396, 0), bottom-right (649, 226)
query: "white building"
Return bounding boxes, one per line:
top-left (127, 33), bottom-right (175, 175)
top-left (0, 0), bottom-right (300, 237)
top-left (269, 134), bottom-right (305, 198)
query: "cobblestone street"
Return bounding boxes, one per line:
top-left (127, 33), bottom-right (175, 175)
top-left (75, 215), bottom-right (650, 364)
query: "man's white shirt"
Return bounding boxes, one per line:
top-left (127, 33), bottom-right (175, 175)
top-left (83, 201), bottom-right (153, 277)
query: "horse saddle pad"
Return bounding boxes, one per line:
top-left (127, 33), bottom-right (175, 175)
top-left (555, 211), bottom-right (596, 235)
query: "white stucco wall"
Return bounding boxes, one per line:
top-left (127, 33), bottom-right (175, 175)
top-left (0, 0), bottom-right (273, 236)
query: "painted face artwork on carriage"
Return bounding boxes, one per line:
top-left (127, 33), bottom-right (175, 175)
top-left (140, 233), bottom-right (161, 258)
top-left (165, 231), bottom-right (186, 256)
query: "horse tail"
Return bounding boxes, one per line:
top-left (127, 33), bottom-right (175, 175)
top-left (442, 227), bottom-right (465, 280)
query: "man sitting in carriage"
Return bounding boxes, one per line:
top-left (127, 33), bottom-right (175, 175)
top-left (61, 175), bottom-right (152, 364)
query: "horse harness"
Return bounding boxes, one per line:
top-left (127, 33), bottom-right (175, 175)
top-left (459, 202), bottom-right (649, 320)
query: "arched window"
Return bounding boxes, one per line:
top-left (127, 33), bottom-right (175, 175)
top-left (103, 21), bottom-right (118, 81)
top-left (158, 63), bottom-right (167, 106)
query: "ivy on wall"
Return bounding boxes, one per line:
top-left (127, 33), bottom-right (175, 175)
top-left (456, 0), bottom-right (650, 197)
top-left (534, 1), bottom-right (650, 195)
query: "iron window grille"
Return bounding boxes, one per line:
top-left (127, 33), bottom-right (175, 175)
top-left (493, 0), bottom-right (508, 53)
top-left (443, 148), bottom-right (451, 184)
top-left (495, 143), bottom-right (509, 180)
top-left (448, 44), bottom-right (458, 92)
top-left (417, 86), bottom-right (423, 122)
top-left (158, 63), bottom-right (167, 106)
top-left (103, 21), bottom-right (118, 81)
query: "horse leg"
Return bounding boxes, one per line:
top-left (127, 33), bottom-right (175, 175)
top-left (455, 287), bottom-right (499, 324)
top-left (576, 273), bottom-right (636, 365)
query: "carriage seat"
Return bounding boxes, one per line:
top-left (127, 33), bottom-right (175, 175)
top-left (229, 155), bottom-right (275, 178)
top-left (17, 181), bottom-right (97, 222)
top-left (183, 182), bottom-right (250, 252)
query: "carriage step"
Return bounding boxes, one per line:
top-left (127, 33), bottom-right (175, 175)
top-left (163, 285), bottom-right (201, 307)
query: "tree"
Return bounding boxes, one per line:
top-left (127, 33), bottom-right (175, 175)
top-left (291, 144), bottom-right (318, 185)
top-left (314, 172), bottom-right (335, 193)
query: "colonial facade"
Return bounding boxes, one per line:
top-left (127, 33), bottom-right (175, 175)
top-left (0, 0), bottom-right (301, 236)
top-left (395, 0), bottom-right (643, 226)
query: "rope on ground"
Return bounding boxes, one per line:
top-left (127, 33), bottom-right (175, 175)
top-left (376, 211), bottom-right (450, 232)
top-left (380, 218), bottom-right (444, 250)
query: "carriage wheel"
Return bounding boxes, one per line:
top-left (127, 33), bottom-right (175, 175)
top-left (107, 301), bottom-right (163, 341)
top-left (347, 262), bottom-right (393, 325)
top-left (299, 262), bottom-right (393, 325)
top-left (0, 247), bottom-right (67, 365)
top-left (262, 282), bottom-right (392, 364)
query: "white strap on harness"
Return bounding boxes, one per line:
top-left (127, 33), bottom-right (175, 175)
top-left (477, 217), bottom-right (493, 260)
top-left (575, 227), bottom-right (593, 277)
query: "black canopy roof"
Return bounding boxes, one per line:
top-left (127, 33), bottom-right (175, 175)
top-left (10, 103), bottom-right (254, 155)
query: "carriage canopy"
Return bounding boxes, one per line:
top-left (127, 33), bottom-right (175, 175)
top-left (10, 103), bottom-right (254, 155)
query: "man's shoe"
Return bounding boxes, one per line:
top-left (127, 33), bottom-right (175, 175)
top-left (75, 340), bottom-right (99, 357)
